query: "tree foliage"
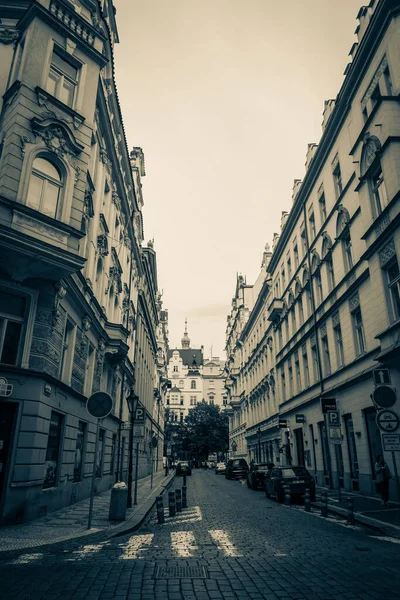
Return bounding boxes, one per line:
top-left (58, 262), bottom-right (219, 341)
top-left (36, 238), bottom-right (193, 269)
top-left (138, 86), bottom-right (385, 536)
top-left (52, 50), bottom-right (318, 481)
top-left (182, 401), bottom-right (229, 458)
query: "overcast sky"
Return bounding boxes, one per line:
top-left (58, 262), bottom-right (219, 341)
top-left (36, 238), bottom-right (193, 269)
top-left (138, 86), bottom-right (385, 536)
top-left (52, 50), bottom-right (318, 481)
top-left (114, 0), bottom-right (363, 358)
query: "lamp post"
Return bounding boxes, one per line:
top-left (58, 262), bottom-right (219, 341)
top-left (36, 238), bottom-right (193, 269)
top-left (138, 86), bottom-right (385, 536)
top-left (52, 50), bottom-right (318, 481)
top-left (257, 427), bottom-right (261, 463)
top-left (126, 390), bottom-right (139, 509)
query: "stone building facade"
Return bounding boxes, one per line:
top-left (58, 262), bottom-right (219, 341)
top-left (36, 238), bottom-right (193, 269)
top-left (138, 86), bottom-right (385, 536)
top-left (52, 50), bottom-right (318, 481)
top-left (225, 0), bottom-right (400, 500)
top-left (0, 0), bottom-right (166, 524)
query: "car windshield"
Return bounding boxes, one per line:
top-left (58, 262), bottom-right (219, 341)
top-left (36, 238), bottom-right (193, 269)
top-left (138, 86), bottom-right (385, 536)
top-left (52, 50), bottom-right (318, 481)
top-left (179, 462), bottom-right (189, 466)
top-left (282, 467), bottom-right (309, 478)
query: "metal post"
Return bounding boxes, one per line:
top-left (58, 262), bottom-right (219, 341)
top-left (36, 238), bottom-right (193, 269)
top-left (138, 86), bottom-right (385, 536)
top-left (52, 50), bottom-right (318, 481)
top-left (347, 497), bottom-right (355, 525)
top-left (258, 428), bottom-right (261, 463)
top-left (127, 409), bottom-right (134, 508)
top-left (156, 495), bottom-right (164, 524)
top-left (283, 484), bottom-right (291, 506)
top-left (182, 486), bottom-right (187, 509)
top-left (334, 444), bottom-right (342, 502)
top-left (134, 442), bottom-right (139, 505)
top-left (175, 488), bottom-right (182, 512)
top-left (321, 491), bottom-right (328, 517)
top-left (304, 488), bottom-right (311, 512)
top-left (168, 490), bottom-right (176, 517)
top-left (183, 473), bottom-right (187, 486)
top-left (88, 419), bottom-right (100, 529)
top-left (150, 438), bottom-right (154, 490)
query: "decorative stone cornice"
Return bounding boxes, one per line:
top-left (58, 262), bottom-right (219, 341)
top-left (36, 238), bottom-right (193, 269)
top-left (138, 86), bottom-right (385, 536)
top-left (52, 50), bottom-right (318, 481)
top-left (31, 117), bottom-right (84, 157)
top-left (0, 27), bottom-right (20, 45)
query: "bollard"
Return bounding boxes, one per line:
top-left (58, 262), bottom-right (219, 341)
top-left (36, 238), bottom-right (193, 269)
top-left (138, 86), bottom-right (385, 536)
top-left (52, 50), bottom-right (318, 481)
top-left (283, 485), bottom-right (291, 506)
top-left (108, 482), bottom-right (128, 521)
top-left (321, 491), bottom-right (328, 517)
top-left (156, 495), bottom-right (165, 524)
top-left (168, 490), bottom-right (176, 517)
top-left (175, 488), bottom-right (182, 512)
top-left (183, 473), bottom-right (187, 486)
top-left (182, 486), bottom-right (187, 509)
top-left (304, 488), bottom-right (311, 512)
top-left (347, 496), bottom-right (355, 525)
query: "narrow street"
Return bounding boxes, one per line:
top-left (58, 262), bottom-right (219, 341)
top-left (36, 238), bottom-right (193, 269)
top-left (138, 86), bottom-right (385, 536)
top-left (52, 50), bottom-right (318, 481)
top-left (1, 471), bottom-right (400, 600)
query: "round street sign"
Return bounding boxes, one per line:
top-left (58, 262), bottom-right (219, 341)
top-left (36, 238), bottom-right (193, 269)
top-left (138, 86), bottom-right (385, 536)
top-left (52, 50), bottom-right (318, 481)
top-left (373, 385), bottom-right (396, 408)
top-left (87, 391), bottom-right (113, 419)
top-left (376, 409), bottom-right (400, 433)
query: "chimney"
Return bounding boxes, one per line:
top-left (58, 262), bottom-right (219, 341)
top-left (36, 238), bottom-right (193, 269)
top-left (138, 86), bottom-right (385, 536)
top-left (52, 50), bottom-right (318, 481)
top-left (305, 143), bottom-right (318, 170)
top-left (281, 211), bottom-right (289, 231)
top-left (272, 232), bottom-right (280, 251)
top-left (322, 99), bottom-right (335, 131)
top-left (292, 179), bottom-right (302, 203)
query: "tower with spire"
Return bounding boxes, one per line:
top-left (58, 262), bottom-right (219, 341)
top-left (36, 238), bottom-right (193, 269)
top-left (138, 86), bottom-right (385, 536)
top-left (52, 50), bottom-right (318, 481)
top-left (181, 318), bottom-right (191, 349)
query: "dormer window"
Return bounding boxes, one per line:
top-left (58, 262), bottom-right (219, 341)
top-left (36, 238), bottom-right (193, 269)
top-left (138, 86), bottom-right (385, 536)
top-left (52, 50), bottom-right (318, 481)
top-left (27, 157), bottom-right (62, 219)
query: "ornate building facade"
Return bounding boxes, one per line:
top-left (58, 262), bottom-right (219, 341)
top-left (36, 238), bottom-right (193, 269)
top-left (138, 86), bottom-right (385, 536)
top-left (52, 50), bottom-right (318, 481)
top-left (0, 0), bottom-right (167, 524)
top-left (225, 0), bottom-right (400, 500)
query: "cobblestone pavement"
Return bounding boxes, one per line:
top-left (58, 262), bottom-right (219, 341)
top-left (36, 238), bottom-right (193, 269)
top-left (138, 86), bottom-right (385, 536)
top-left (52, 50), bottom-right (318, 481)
top-left (1, 470), bottom-right (400, 600)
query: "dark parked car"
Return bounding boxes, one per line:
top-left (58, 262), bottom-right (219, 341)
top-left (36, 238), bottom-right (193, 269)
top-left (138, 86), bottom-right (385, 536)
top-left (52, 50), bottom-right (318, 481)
top-left (176, 461), bottom-right (192, 476)
top-left (265, 465), bottom-right (315, 502)
top-left (247, 462), bottom-right (274, 490)
top-left (225, 458), bottom-right (249, 480)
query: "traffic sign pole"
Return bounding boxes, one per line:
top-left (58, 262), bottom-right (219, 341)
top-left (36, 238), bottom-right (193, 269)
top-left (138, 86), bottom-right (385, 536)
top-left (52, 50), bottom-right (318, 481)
top-left (88, 418), bottom-right (100, 530)
top-left (391, 451), bottom-right (400, 503)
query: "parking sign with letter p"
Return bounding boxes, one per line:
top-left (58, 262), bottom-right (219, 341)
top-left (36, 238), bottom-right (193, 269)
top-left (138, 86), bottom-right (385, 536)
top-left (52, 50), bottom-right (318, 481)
top-left (327, 410), bottom-right (340, 426)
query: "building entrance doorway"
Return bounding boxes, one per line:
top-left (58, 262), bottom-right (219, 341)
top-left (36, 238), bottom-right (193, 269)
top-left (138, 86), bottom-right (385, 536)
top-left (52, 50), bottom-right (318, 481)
top-left (0, 402), bottom-right (17, 509)
top-left (294, 428), bottom-right (305, 466)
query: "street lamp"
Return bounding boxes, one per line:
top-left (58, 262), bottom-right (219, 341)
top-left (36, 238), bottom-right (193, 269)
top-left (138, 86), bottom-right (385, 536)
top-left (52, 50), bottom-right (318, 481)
top-left (127, 390), bottom-right (139, 508)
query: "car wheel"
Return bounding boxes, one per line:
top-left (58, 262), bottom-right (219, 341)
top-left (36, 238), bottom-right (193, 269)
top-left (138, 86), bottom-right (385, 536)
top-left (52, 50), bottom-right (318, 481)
top-left (276, 487), bottom-right (284, 503)
top-left (265, 488), bottom-right (271, 499)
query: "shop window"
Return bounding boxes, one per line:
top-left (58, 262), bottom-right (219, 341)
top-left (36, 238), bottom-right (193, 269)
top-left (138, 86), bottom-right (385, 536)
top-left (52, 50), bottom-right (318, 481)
top-left (344, 414), bottom-right (359, 479)
top-left (27, 157), bottom-right (63, 219)
top-left (47, 47), bottom-right (79, 108)
top-left (0, 291), bottom-right (26, 366)
top-left (110, 433), bottom-right (117, 476)
top-left (73, 421), bottom-right (86, 482)
top-left (43, 411), bottom-right (63, 489)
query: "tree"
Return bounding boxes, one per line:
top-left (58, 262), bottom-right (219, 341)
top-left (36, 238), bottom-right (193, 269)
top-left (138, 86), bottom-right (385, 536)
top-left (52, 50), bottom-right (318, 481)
top-left (182, 401), bottom-right (229, 459)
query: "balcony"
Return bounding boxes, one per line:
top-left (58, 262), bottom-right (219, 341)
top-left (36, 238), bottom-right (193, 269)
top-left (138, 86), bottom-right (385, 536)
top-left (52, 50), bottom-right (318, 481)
top-left (267, 298), bottom-right (283, 323)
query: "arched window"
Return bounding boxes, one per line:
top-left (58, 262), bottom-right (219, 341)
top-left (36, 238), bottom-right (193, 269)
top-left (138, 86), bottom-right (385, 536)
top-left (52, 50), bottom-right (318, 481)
top-left (27, 157), bottom-right (62, 218)
top-left (191, 380), bottom-right (196, 389)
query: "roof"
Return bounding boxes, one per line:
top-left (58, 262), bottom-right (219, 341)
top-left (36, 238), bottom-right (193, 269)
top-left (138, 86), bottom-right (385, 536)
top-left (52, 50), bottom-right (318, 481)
top-left (167, 348), bottom-right (204, 366)
top-left (169, 386), bottom-right (181, 393)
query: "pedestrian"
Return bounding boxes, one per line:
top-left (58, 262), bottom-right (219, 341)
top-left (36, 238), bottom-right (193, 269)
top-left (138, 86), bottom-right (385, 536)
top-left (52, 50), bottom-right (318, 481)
top-left (375, 454), bottom-right (392, 505)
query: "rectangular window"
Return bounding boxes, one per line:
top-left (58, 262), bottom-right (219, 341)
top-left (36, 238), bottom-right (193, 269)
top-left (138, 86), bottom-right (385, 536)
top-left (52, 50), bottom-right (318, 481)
top-left (371, 170), bottom-right (388, 215)
top-left (333, 322), bottom-right (344, 368)
top-left (314, 270), bottom-right (323, 305)
top-left (96, 429), bottom-right (105, 478)
top-left (0, 290), bottom-right (26, 366)
top-left (344, 414), bottom-right (359, 479)
top-left (321, 334), bottom-right (331, 376)
top-left (294, 352), bottom-right (301, 392)
top-left (298, 295), bottom-right (304, 325)
top-left (60, 318), bottom-right (75, 384)
top-left (333, 161), bottom-right (343, 198)
top-left (110, 433), bottom-right (117, 476)
top-left (311, 343), bottom-right (319, 383)
top-left (84, 343), bottom-right (96, 397)
top-left (47, 48), bottom-right (79, 108)
top-left (300, 227), bottom-right (307, 256)
top-left (387, 259), bottom-right (400, 320)
top-left (309, 211), bottom-right (316, 240)
top-left (327, 258), bottom-right (335, 292)
top-left (73, 421), bottom-right (86, 482)
top-left (352, 307), bottom-right (366, 355)
top-left (281, 268), bottom-right (286, 290)
top-left (344, 233), bottom-right (354, 272)
top-left (302, 345), bottom-right (310, 388)
top-left (288, 360), bottom-right (293, 398)
top-left (281, 368), bottom-right (286, 401)
top-left (287, 256), bottom-right (292, 279)
top-left (43, 411), bottom-right (63, 489)
top-left (293, 243), bottom-right (299, 269)
top-left (319, 192), bottom-right (327, 222)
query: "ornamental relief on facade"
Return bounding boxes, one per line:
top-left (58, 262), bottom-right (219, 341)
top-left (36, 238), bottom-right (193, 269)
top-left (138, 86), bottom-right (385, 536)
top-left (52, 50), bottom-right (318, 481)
top-left (379, 239), bottom-right (396, 267)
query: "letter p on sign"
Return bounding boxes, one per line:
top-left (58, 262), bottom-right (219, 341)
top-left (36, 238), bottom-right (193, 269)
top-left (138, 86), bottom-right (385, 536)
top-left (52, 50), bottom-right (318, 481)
top-left (327, 410), bottom-right (340, 426)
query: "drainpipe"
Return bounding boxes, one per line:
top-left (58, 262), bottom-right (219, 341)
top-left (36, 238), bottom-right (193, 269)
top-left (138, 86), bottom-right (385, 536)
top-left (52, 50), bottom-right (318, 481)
top-left (302, 203), bottom-right (334, 489)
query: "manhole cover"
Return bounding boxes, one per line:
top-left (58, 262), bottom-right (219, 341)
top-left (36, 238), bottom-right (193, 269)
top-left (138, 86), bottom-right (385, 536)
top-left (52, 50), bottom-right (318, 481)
top-left (154, 565), bottom-right (208, 579)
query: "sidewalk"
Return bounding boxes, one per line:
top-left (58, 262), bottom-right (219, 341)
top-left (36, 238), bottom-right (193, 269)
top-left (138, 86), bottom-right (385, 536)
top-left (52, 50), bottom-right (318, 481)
top-left (0, 470), bottom-right (175, 554)
top-left (314, 485), bottom-right (400, 537)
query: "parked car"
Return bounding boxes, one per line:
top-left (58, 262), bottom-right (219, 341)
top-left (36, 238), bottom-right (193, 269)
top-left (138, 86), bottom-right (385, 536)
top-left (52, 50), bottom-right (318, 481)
top-left (265, 465), bottom-right (315, 502)
top-left (176, 461), bottom-right (192, 476)
top-left (225, 458), bottom-right (249, 480)
top-left (215, 462), bottom-right (226, 475)
top-left (247, 462), bottom-right (274, 490)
